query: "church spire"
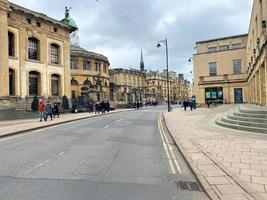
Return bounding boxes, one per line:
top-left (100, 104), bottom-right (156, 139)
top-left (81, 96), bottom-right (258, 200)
top-left (140, 49), bottom-right (145, 71)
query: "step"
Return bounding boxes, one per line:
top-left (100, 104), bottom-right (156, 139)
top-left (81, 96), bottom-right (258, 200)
top-left (238, 105), bottom-right (267, 115)
top-left (233, 111), bottom-right (267, 119)
top-left (228, 114), bottom-right (267, 124)
top-left (216, 119), bottom-right (267, 134)
top-left (221, 117), bottom-right (267, 128)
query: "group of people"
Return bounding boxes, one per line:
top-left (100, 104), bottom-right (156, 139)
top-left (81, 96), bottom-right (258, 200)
top-left (181, 100), bottom-right (194, 111)
top-left (95, 101), bottom-right (110, 114)
top-left (38, 99), bottom-right (59, 122)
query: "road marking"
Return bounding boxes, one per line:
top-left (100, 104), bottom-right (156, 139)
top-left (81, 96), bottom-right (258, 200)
top-left (114, 118), bottom-right (123, 123)
top-left (158, 114), bottom-right (182, 174)
top-left (104, 125), bottom-right (110, 129)
top-left (158, 115), bottom-right (176, 174)
top-left (58, 152), bottom-right (64, 156)
top-left (26, 159), bottom-right (51, 173)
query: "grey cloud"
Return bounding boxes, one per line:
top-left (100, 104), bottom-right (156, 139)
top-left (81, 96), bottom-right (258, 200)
top-left (11, 0), bottom-right (253, 80)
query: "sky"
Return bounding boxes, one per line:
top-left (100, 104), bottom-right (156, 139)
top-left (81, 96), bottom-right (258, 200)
top-left (11, 0), bottom-right (253, 81)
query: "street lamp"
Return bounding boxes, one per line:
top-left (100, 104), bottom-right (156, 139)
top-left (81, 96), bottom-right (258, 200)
top-left (157, 38), bottom-right (171, 112)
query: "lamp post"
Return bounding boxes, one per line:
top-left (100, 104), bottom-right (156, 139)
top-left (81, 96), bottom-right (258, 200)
top-left (157, 38), bottom-right (171, 112)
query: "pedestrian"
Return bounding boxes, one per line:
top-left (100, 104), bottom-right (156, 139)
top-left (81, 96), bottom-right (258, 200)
top-left (95, 103), bottom-right (100, 114)
top-left (189, 100), bottom-right (193, 111)
top-left (45, 101), bottom-right (53, 121)
top-left (53, 103), bottom-right (59, 118)
top-left (38, 99), bottom-right (46, 122)
top-left (106, 101), bottom-right (110, 113)
top-left (183, 100), bottom-right (188, 111)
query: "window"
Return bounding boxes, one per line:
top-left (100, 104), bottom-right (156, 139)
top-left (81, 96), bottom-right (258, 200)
top-left (9, 68), bottom-right (15, 96)
top-left (233, 59), bottom-right (242, 74)
top-left (28, 37), bottom-right (39, 60)
top-left (70, 58), bottom-right (77, 69)
top-left (8, 31), bottom-right (15, 57)
top-left (95, 63), bottom-right (100, 71)
top-left (219, 45), bottom-right (229, 51)
top-left (27, 18), bottom-right (32, 24)
top-left (29, 71), bottom-right (40, 96)
top-left (51, 74), bottom-right (60, 96)
top-left (205, 87), bottom-right (223, 103)
top-left (208, 47), bottom-right (217, 52)
top-left (71, 77), bottom-right (78, 85)
top-left (54, 27), bottom-right (58, 32)
top-left (232, 43), bottom-right (242, 49)
top-left (36, 22), bottom-right (41, 27)
top-left (50, 43), bottom-right (59, 64)
top-left (209, 62), bottom-right (217, 76)
top-left (83, 59), bottom-right (90, 70)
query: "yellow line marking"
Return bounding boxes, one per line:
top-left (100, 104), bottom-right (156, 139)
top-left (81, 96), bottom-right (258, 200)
top-left (158, 115), bottom-right (176, 174)
top-left (158, 114), bottom-right (182, 174)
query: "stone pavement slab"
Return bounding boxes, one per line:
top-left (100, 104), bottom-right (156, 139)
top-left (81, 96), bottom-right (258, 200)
top-left (164, 105), bottom-right (267, 200)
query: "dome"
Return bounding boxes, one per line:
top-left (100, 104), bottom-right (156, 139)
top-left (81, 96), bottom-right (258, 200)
top-left (67, 17), bottom-right (78, 29)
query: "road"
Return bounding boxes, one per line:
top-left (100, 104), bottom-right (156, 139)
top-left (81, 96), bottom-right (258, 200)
top-left (0, 106), bottom-right (209, 200)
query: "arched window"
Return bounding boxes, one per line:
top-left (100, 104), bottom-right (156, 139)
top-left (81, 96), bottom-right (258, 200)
top-left (50, 43), bottom-right (60, 64)
top-left (51, 74), bottom-right (60, 96)
top-left (29, 71), bottom-right (40, 96)
top-left (8, 31), bottom-right (15, 57)
top-left (28, 37), bottom-right (39, 60)
top-left (9, 68), bottom-right (15, 96)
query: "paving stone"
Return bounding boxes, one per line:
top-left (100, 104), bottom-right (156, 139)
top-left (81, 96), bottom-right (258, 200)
top-left (219, 193), bottom-right (250, 200)
top-left (203, 169), bottom-right (226, 177)
top-left (246, 183), bottom-right (265, 192)
top-left (241, 169), bottom-right (262, 176)
top-left (237, 174), bottom-right (251, 183)
top-left (216, 184), bottom-right (243, 194)
top-left (206, 177), bottom-right (231, 185)
top-left (231, 163), bottom-right (250, 169)
top-left (252, 176), bottom-right (267, 185)
top-left (197, 164), bottom-right (218, 171)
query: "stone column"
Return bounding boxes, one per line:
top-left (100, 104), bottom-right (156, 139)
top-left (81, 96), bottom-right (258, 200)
top-left (0, 0), bottom-right (9, 97)
top-left (265, 61), bottom-right (267, 106)
top-left (260, 65), bottom-right (266, 105)
top-left (63, 39), bottom-right (71, 98)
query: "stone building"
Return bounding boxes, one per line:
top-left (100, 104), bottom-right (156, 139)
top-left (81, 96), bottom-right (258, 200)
top-left (247, 0), bottom-right (267, 106)
top-left (0, 0), bottom-right (76, 109)
top-left (70, 43), bottom-right (110, 103)
top-left (109, 68), bottom-right (145, 105)
top-left (193, 34), bottom-right (248, 105)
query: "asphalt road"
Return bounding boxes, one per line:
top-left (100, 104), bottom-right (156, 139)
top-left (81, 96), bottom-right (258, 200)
top-left (0, 106), bottom-right (209, 200)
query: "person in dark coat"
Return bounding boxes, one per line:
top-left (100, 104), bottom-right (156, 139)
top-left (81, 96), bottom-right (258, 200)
top-left (183, 100), bottom-right (188, 111)
top-left (45, 101), bottom-right (53, 121)
top-left (95, 103), bottom-right (100, 114)
top-left (106, 101), bottom-right (110, 113)
top-left (189, 100), bottom-right (193, 111)
top-left (53, 103), bottom-right (59, 118)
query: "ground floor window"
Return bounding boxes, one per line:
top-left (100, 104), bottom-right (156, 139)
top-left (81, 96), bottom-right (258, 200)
top-left (234, 88), bottom-right (243, 103)
top-left (51, 74), bottom-right (60, 96)
top-left (29, 71), bottom-right (40, 96)
top-left (9, 68), bottom-right (15, 96)
top-left (205, 87), bottom-right (223, 103)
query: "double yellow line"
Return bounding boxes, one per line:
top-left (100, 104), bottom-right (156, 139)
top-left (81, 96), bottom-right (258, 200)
top-left (158, 114), bottom-right (182, 174)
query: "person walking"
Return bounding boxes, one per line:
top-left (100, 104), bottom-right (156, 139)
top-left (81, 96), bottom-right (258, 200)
top-left (45, 101), bottom-right (53, 121)
top-left (106, 101), bottom-right (110, 113)
top-left (53, 103), bottom-right (59, 118)
top-left (183, 100), bottom-right (188, 111)
top-left (189, 100), bottom-right (193, 111)
top-left (38, 99), bottom-right (46, 122)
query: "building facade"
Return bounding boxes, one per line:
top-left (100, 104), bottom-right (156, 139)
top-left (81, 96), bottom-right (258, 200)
top-left (193, 34), bottom-right (248, 105)
top-left (0, 0), bottom-right (75, 109)
top-left (247, 0), bottom-right (267, 106)
top-left (109, 68), bottom-right (145, 105)
top-left (70, 44), bottom-right (110, 103)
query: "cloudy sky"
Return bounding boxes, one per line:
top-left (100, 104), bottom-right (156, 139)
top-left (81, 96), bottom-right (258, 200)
top-left (11, 0), bottom-right (253, 80)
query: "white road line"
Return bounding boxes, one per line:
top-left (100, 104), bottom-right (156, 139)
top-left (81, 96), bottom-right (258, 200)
top-left (158, 116), bottom-right (176, 174)
top-left (114, 118), bottom-right (123, 123)
top-left (58, 152), bottom-right (64, 156)
top-left (104, 125), bottom-right (110, 129)
top-left (158, 115), bottom-right (182, 174)
top-left (26, 159), bottom-right (51, 173)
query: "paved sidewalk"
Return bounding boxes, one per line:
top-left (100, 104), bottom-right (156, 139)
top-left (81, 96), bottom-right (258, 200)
top-left (164, 105), bottom-right (267, 200)
top-left (0, 109), bottom-right (133, 138)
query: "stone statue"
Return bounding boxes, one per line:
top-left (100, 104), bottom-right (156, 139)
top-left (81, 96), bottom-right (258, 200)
top-left (65, 7), bottom-right (71, 19)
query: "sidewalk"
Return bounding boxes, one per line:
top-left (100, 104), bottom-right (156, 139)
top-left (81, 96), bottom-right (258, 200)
top-left (0, 109), bottom-right (133, 138)
top-left (164, 105), bottom-right (267, 200)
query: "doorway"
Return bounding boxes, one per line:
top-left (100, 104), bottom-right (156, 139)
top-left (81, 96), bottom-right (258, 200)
top-left (234, 88), bottom-right (243, 103)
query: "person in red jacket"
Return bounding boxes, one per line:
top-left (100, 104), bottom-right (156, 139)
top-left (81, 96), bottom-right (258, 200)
top-left (38, 99), bottom-right (46, 122)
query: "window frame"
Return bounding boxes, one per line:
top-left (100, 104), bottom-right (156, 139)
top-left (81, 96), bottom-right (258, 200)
top-left (50, 43), bottom-right (60, 65)
top-left (209, 62), bottom-right (217, 76)
top-left (233, 59), bottom-right (242, 74)
top-left (28, 37), bottom-right (40, 61)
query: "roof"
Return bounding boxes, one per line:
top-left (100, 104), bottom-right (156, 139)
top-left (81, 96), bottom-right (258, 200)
top-left (9, 2), bottom-right (71, 30)
top-left (196, 34), bottom-right (248, 44)
top-left (70, 44), bottom-right (109, 63)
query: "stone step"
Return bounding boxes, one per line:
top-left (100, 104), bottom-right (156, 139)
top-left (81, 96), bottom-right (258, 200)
top-left (228, 114), bottom-right (267, 123)
top-left (239, 107), bottom-right (267, 115)
top-left (221, 117), bottom-right (267, 128)
top-left (233, 111), bottom-right (267, 119)
top-left (215, 118), bottom-right (267, 134)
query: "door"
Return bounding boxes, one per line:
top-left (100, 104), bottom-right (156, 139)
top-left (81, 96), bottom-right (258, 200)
top-left (234, 88), bottom-right (243, 103)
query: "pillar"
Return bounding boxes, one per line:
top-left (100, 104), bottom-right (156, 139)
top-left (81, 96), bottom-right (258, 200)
top-left (0, 0), bottom-right (9, 97)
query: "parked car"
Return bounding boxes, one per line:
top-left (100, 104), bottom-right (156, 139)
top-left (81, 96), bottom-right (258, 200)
top-left (109, 102), bottom-right (117, 110)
